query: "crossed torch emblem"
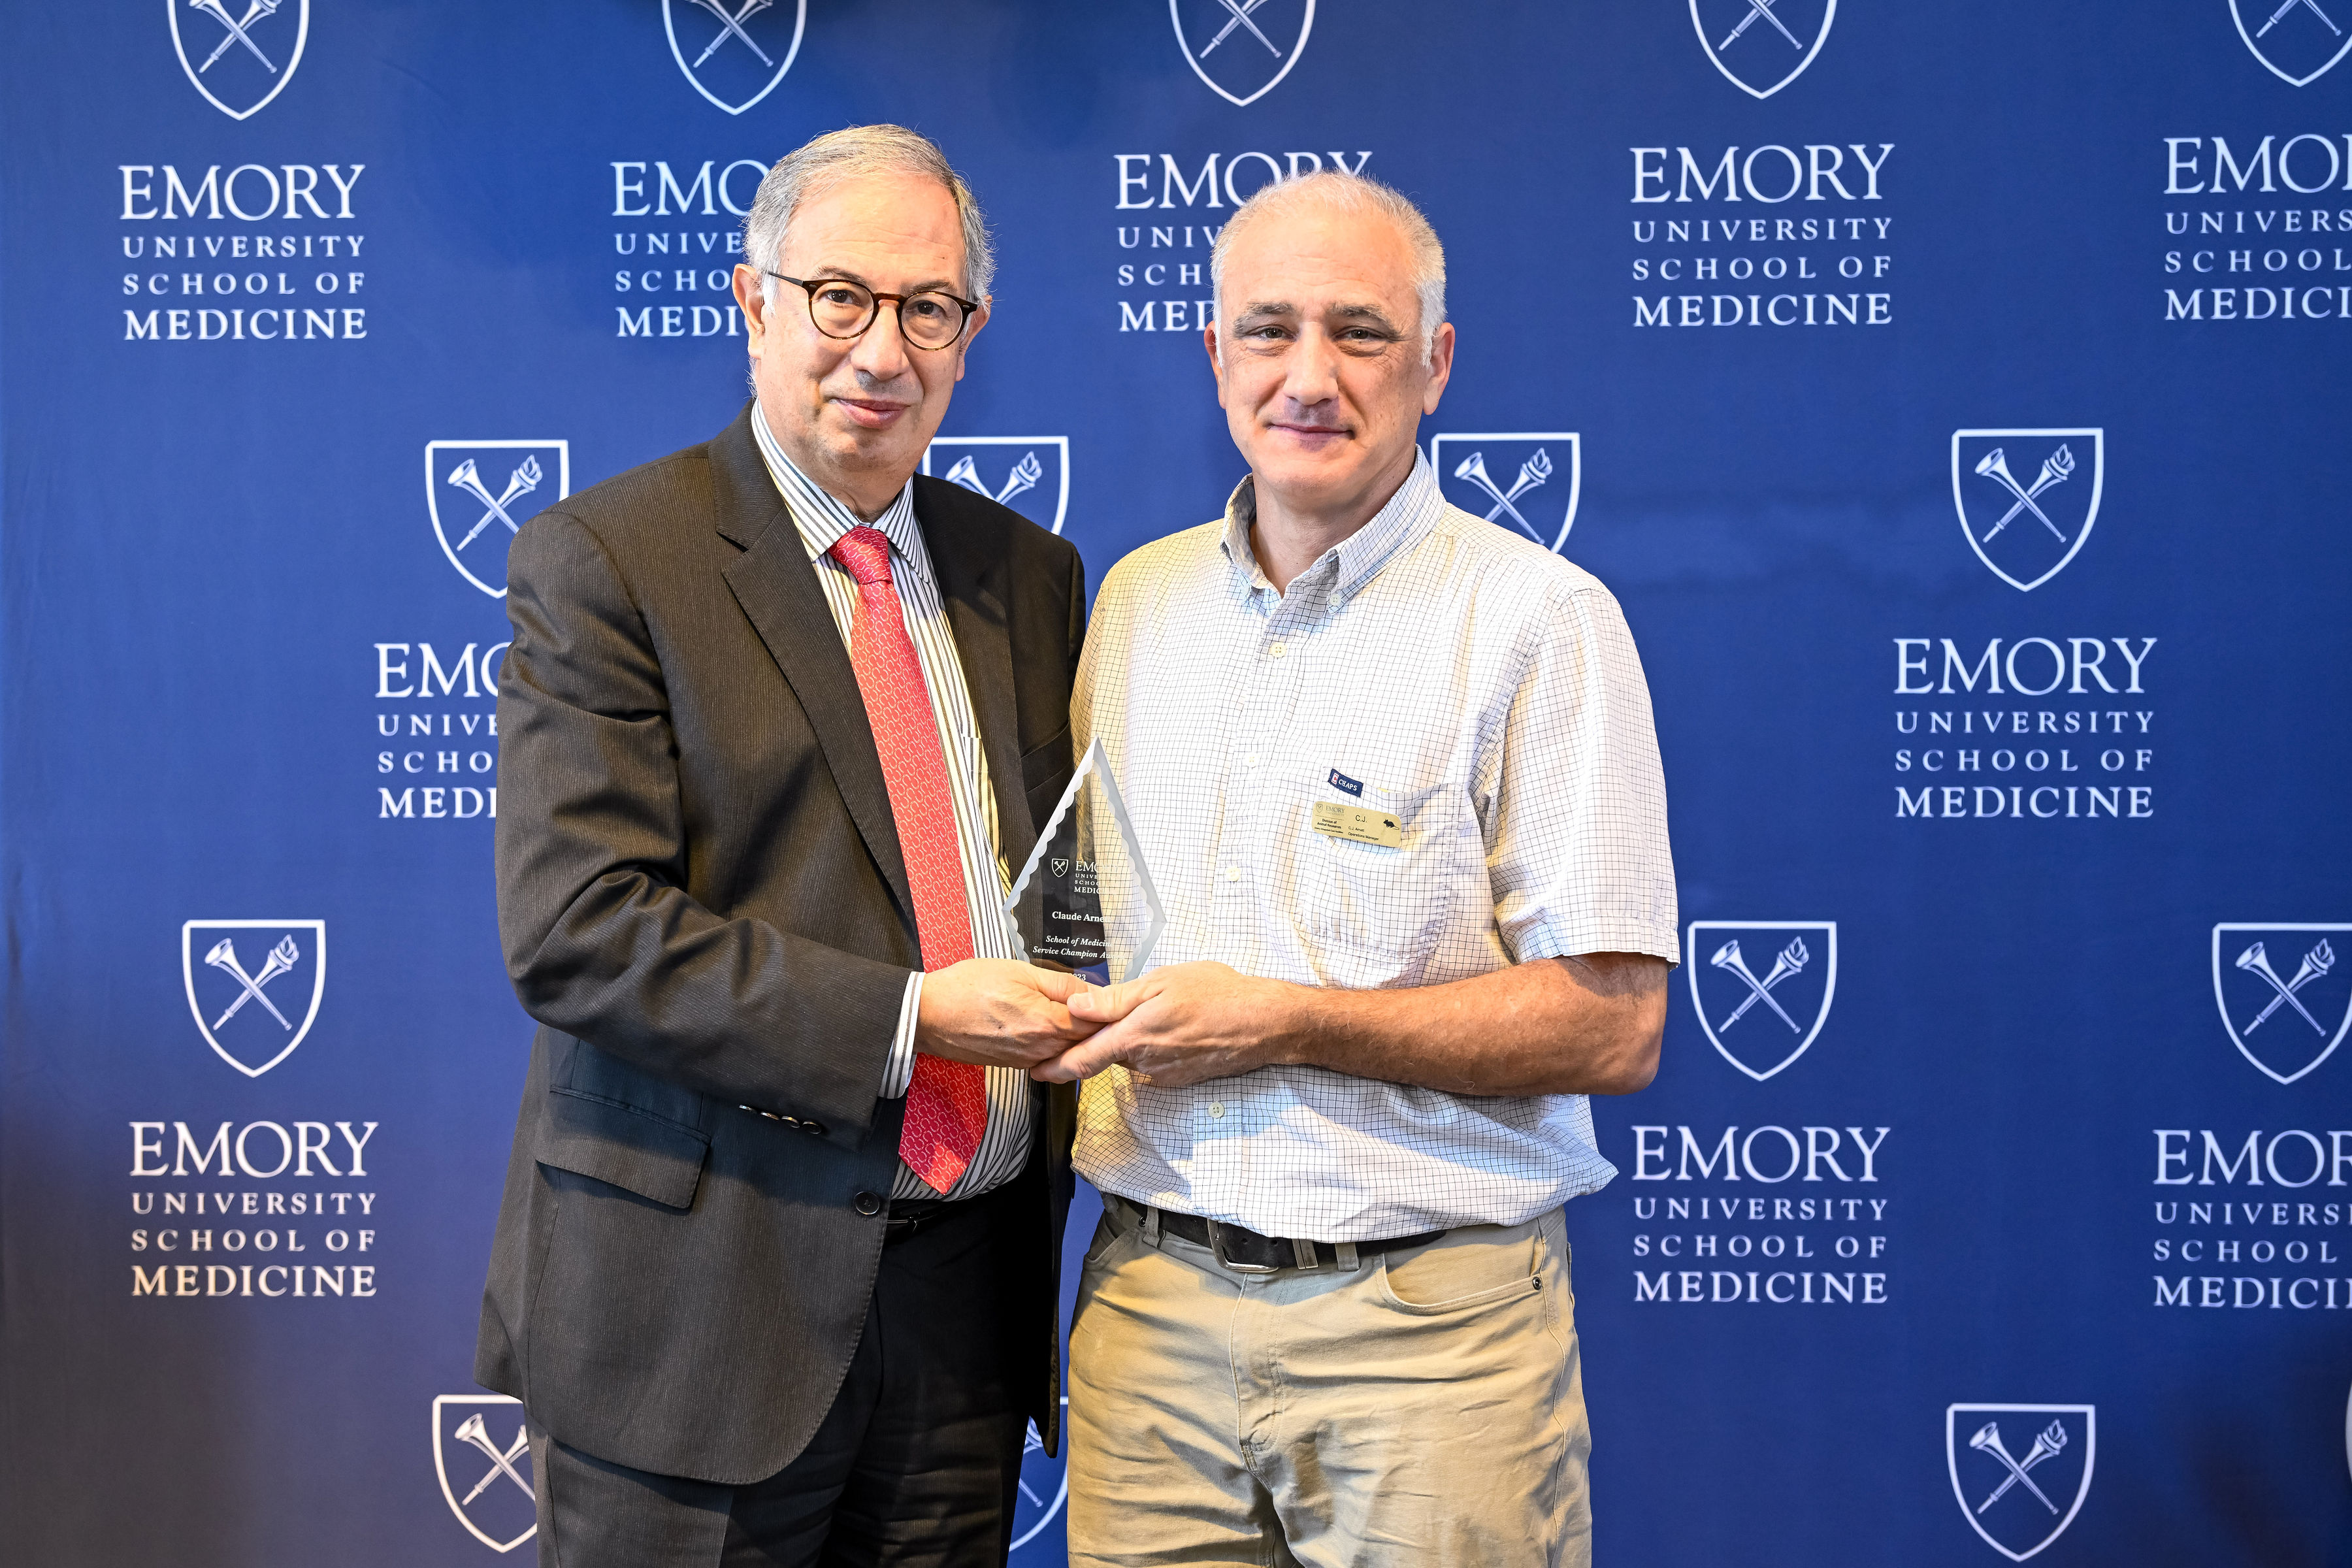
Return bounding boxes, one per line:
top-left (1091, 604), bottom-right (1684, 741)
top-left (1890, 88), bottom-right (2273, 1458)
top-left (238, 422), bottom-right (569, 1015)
top-left (2235, 939), bottom-right (2336, 1036)
top-left (1968, 1419), bottom-right (2068, 1516)
top-left (1452, 449), bottom-right (1555, 544)
top-left (685, 0), bottom-right (780, 67)
top-left (2255, 0), bottom-right (2341, 36)
top-left (188, 0), bottom-right (283, 73)
top-left (1198, 0), bottom-right (1286, 59)
top-left (1972, 445), bottom-right (2076, 543)
top-left (1717, 0), bottom-right (1806, 50)
top-left (204, 935), bottom-right (301, 1033)
top-left (448, 455), bottom-right (544, 552)
top-left (452, 1413), bottom-right (535, 1506)
top-left (1708, 937), bottom-right (1810, 1033)
top-left (945, 451), bottom-right (1043, 508)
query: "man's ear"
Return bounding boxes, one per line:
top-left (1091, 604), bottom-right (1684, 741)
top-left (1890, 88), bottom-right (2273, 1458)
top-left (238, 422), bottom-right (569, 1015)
top-left (731, 265), bottom-right (768, 355)
top-left (1203, 321), bottom-right (1227, 408)
top-left (1420, 320), bottom-right (1456, 416)
top-left (953, 299), bottom-right (991, 383)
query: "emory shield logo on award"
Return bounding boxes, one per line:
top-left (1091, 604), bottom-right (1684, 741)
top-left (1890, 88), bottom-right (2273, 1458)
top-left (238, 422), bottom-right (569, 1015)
top-left (662, 0), bottom-right (806, 115)
top-left (1169, 0), bottom-right (1315, 107)
top-left (1945, 1405), bottom-right (2095, 1561)
top-left (1690, 0), bottom-right (1835, 99)
top-left (182, 919), bottom-right (325, 1079)
top-left (1950, 429), bottom-right (2104, 592)
top-left (1686, 921), bottom-right (1837, 1082)
top-left (2212, 923), bottom-right (2352, 1084)
top-left (2231, 0), bottom-right (2352, 86)
top-left (427, 442), bottom-right (570, 599)
top-left (1006, 1403), bottom-right (1070, 1559)
top-left (1429, 434), bottom-right (1581, 554)
top-left (433, 1395), bottom-right (537, 1554)
top-left (923, 437), bottom-right (1071, 536)
top-left (168, 0), bottom-right (310, 120)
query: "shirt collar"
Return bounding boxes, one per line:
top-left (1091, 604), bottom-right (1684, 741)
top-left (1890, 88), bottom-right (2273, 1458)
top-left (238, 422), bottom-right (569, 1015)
top-left (1218, 449), bottom-right (1442, 604)
top-left (748, 398), bottom-right (926, 573)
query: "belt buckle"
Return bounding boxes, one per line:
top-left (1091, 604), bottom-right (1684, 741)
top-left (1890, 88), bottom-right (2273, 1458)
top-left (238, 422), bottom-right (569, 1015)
top-left (1205, 1218), bottom-right (1284, 1275)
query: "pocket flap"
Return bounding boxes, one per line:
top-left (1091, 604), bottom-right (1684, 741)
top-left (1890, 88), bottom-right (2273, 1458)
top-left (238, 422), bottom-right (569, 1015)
top-left (536, 1088), bottom-right (709, 1211)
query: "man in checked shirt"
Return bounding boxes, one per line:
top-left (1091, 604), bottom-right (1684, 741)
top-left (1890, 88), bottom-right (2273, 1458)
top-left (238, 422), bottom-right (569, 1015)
top-left (1039, 171), bottom-right (1678, 1567)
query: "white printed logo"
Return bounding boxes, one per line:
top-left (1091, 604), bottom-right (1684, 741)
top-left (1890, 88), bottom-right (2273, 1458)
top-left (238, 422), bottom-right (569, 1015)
top-left (1429, 434), bottom-right (1581, 553)
top-left (2212, 923), bottom-right (2352, 1084)
top-left (1945, 1405), bottom-right (2095, 1561)
top-left (1690, 0), bottom-right (1835, 99)
top-left (662, 0), bottom-right (806, 115)
top-left (182, 919), bottom-right (325, 1078)
top-left (1169, 0), bottom-right (1315, 107)
top-left (2231, 0), bottom-right (2352, 85)
top-left (1007, 1403), bottom-right (1070, 1558)
top-left (426, 441), bottom-right (570, 599)
top-left (433, 1396), bottom-right (536, 1554)
top-left (1686, 921), bottom-right (1837, 1081)
top-left (923, 437), bottom-right (1071, 536)
top-left (169, 0), bottom-right (310, 120)
top-left (1950, 429), bottom-right (2104, 592)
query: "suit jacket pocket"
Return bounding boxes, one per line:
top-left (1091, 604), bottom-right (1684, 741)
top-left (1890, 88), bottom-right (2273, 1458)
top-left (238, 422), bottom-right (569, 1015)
top-left (536, 1086), bottom-right (710, 1211)
top-left (1022, 723), bottom-right (1075, 816)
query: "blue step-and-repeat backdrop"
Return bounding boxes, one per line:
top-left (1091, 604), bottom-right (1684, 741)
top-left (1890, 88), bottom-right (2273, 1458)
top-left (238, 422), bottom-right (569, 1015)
top-left (3, 2), bottom-right (2349, 1562)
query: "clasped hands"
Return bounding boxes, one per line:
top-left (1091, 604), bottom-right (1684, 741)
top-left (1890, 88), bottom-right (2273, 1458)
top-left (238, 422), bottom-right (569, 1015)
top-left (913, 957), bottom-right (1279, 1088)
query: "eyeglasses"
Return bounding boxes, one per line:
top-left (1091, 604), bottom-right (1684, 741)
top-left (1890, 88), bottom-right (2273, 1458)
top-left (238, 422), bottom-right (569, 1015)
top-left (763, 273), bottom-right (979, 350)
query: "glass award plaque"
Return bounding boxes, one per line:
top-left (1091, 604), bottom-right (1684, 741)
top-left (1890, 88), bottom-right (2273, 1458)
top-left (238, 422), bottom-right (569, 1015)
top-left (1004, 738), bottom-right (1166, 985)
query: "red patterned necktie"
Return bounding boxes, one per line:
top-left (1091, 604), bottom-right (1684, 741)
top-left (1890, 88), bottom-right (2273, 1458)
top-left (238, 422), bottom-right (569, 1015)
top-left (826, 526), bottom-right (988, 1194)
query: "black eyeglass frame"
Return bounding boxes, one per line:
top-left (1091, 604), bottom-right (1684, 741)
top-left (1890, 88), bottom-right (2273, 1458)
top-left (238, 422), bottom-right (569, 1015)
top-left (762, 272), bottom-right (981, 349)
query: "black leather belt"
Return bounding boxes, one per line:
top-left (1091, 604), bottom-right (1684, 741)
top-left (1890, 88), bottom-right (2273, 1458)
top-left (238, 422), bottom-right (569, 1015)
top-left (1138, 1202), bottom-right (1446, 1275)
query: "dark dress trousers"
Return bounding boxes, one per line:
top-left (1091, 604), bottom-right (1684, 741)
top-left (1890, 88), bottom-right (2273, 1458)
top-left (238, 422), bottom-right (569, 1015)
top-left (474, 402), bottom-right (1083, 1489)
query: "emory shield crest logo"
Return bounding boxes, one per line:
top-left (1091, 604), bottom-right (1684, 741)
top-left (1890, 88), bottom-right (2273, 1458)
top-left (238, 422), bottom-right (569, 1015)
top-left (168, 0), bottom-right (309, 120)
top-left (1690, 0), bottom-right (1835, 99)
top-left (2231, 0), bottom-right (2352, 86)
top-left (1007, 1404), bottom-right (1070, 1558)
top-left (182, 919), bottom-right (325, 1078)
top-left (1686, 921), bottom-right (1837, 1081)
top-left (1950, 429), bottom-right (2104, 592)
top-left (1945, 1405), bottom-right (2095, 1561)
top-left (433, 1395), bottom-right (536, 1554)
top-left (2212, 923), bottom-right (2352, 1084)
top-left (1169, 0), bottom-right (1315, 107)
top-left (1430, 434), bottom-right (1581, 553)
top-left (924, 437), bottom-right (1071, 536)
top-left (426, 441), bottom-right (570, 599)
top-left (662, 0), bottom-right (806, 115)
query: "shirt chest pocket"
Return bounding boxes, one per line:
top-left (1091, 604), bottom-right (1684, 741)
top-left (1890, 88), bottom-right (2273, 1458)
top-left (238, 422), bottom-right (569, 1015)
top-left (1292, 776), bottom-right (1477, 986)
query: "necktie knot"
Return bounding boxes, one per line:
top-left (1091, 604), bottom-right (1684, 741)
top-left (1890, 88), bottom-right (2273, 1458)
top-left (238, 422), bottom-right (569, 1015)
top-left (828, 526), bottom-right (895, 588)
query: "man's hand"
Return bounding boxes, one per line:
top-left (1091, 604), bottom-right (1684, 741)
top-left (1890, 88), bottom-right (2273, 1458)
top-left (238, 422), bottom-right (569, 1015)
top-left (1032, 962), bottom-right (1288, 1086)
top-left (916, 958), bottom-right (1100, 1071)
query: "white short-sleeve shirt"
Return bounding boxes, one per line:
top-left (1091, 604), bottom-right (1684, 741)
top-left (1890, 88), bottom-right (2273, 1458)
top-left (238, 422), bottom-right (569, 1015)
top-left (1071, 451), bottom-right (1678, 1240)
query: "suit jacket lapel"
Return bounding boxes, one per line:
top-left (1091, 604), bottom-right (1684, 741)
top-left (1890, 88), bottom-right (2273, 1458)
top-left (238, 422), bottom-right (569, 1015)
top-left (920, 485), bottom-right (1036, 876)
top-left (709, 408), bottom-right (915, 927)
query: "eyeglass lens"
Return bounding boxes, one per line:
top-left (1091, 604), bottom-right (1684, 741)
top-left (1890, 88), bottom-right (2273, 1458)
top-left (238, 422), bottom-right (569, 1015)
top-left (805, 280), bottom-right (966, 348)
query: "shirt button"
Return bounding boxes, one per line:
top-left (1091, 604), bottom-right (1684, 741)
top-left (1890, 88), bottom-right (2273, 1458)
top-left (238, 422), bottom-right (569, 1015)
top-left (1208, 1102), bottom-right (1226, 1119)
top-left (1224, 866), bottom-right (1242, 883)
top-left (1243, 752), bottom-right (1260, 768)
top-left (852, 1191), bottom-right (882, 1217)
top-left (1268, 642), bottom-right (1286, 659)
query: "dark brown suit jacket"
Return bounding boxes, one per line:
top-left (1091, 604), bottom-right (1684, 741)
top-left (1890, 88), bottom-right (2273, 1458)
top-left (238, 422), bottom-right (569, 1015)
top-left (475, 402), bottom-right (1083, 1484)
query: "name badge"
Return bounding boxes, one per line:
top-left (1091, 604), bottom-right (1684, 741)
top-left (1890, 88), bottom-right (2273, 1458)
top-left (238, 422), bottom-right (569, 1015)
top-left (1313, 800), bottom-right (1403, 848)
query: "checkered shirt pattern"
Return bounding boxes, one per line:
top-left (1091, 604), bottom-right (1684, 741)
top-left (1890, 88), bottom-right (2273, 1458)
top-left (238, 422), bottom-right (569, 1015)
top-left (1072, 451), bottom-right (1678, 1239)
top-left (750, 406), bottom-right (1033, 1202)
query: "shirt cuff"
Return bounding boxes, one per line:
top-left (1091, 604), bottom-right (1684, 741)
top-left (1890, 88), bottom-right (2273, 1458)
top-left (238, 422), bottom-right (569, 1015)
top-left (881, 970), bottom-right (922, 1098)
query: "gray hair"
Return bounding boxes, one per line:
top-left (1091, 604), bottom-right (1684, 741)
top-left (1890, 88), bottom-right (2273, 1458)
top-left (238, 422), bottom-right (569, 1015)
top-left (1209, 171), bottom-right (1446, 361)
top-left (742, 124), bottom-right (994, 304)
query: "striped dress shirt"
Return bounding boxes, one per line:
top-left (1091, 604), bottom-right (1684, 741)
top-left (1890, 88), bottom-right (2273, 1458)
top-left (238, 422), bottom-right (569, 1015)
top-left (750, 404), bottom-right (1034, 1202)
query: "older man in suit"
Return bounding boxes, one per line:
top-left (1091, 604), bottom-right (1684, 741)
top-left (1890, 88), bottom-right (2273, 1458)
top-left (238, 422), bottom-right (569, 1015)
top-left (475, 125), bottom-right (1090, 1567)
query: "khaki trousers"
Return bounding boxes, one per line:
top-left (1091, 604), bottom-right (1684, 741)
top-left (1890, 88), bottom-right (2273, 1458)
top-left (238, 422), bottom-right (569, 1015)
top-left (1067, 1196), bottom-right (1590, 1568)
